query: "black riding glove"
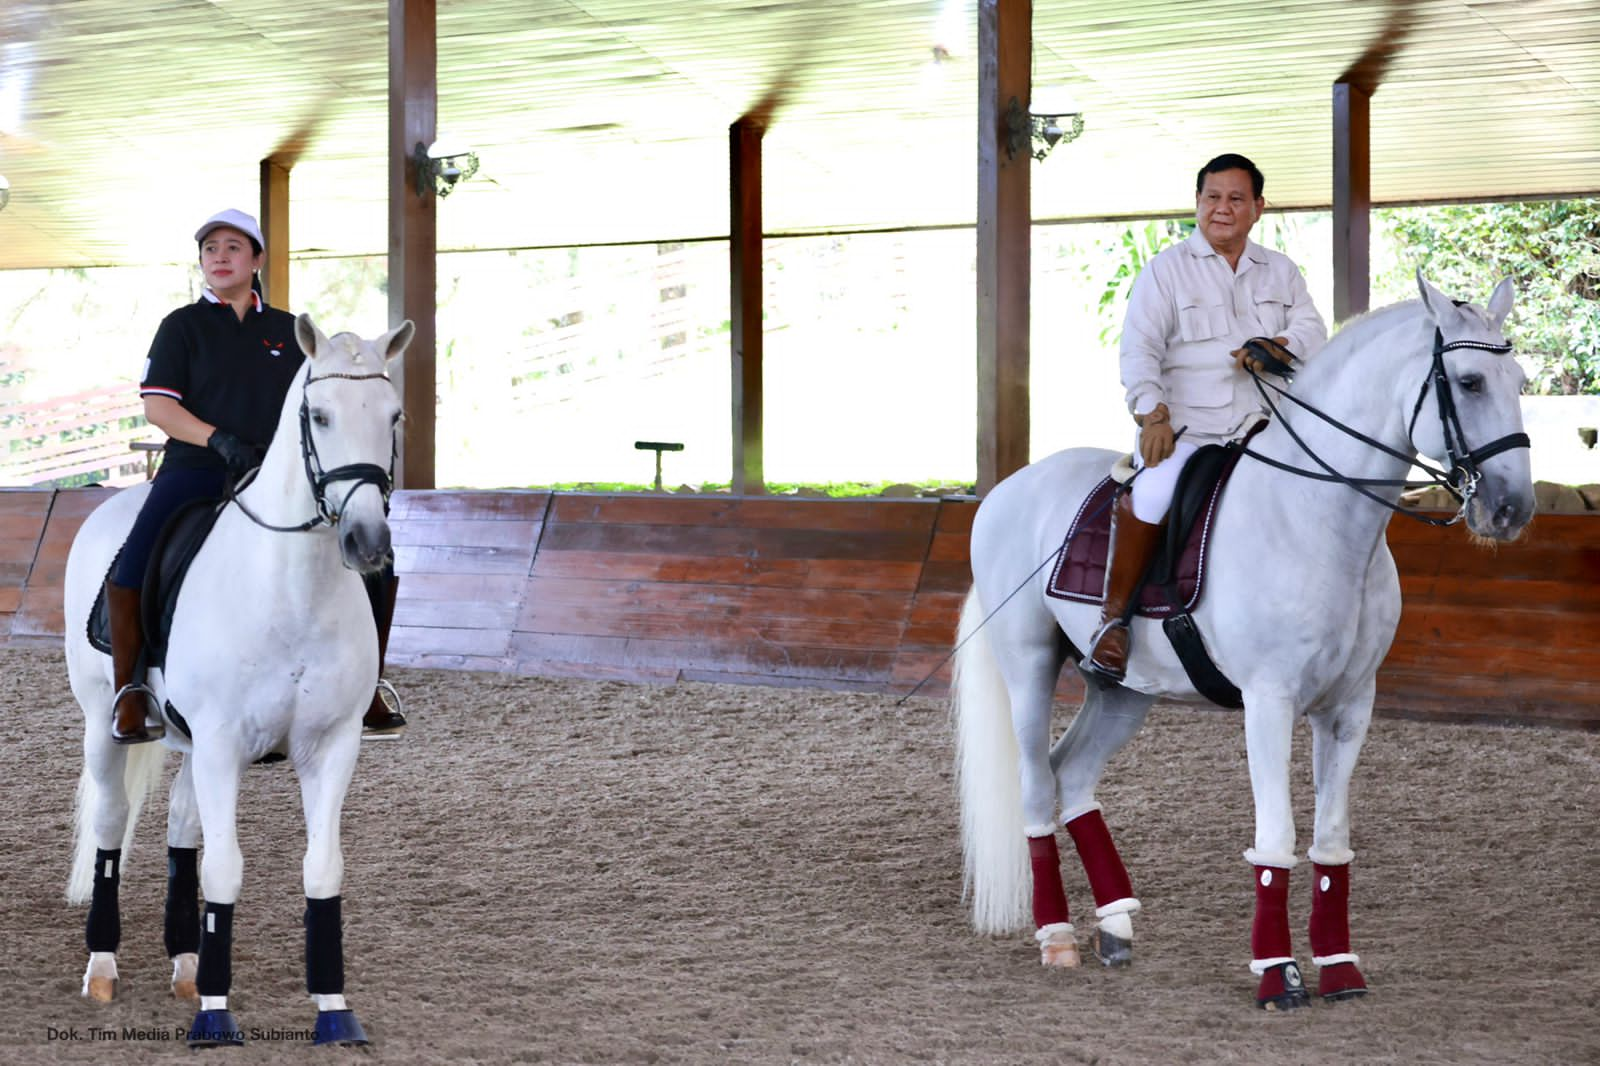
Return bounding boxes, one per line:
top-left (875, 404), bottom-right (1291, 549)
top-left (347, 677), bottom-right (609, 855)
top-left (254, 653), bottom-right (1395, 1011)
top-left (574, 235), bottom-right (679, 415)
top-left (207, 429), bottom-right (263, 478)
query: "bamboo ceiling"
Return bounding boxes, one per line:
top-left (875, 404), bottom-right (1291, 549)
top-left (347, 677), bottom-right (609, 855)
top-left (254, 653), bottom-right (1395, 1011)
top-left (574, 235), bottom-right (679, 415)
top-left (0, 0), bottom-right (1596, 268)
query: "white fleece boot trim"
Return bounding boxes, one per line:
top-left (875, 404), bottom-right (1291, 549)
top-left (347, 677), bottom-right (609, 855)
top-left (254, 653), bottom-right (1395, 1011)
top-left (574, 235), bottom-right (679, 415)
top-left (200, 995), bottom-right (228, 1010)
top-left (1306, 845), bottom-right (1355, 866)
top-left (1024, 823), bottom-right (1058, 839)
top-left (1242, 848), bottom-right (1298, 869)
top-left (1249, 956), bottom-right (1295, 975)
top-left (1034, 922), bottom-right (1075, 944)
top-left (1058, 801), bottom-right (1103, 825)
top-left (312, 993), bottom-right (349, 1012)
top-left (1313, 952), bottom-right (1360, 968)
top-left (1094, 897), bottom-right (1141, 919)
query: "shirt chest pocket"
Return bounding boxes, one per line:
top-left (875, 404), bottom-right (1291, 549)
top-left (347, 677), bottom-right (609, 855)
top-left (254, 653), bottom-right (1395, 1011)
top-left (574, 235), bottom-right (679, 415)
top-left (1251, 286), bottom-right (1291, 337)
top-left (1177, 293), bottom-right (1230, 343)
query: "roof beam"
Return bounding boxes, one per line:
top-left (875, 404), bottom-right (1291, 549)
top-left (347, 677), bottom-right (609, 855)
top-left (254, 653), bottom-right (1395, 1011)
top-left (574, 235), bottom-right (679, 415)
top-left (976, 0), bottom-right (1032, 495)
top-left (389, 0), bottom-right (438, 490)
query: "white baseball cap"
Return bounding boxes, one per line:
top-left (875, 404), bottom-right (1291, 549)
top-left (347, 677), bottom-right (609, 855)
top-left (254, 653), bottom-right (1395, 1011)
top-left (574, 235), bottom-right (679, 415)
top-left (194, 208), bottom-right (264, 251)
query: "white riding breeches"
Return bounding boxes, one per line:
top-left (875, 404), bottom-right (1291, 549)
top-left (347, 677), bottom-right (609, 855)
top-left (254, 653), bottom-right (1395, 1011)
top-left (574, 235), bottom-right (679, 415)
top-left (1130, 436), bottom-right (1200, 524)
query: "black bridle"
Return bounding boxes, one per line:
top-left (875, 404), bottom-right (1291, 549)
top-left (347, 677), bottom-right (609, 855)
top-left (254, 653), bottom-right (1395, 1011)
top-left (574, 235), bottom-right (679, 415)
top-left (1240, 323), bottom-right (1529, 527)
top-left (230, 371), bottom-right (398, 534)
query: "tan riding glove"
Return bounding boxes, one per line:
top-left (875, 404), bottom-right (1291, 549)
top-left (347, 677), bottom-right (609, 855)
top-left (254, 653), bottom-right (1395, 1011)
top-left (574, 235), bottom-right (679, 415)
top-left (1136, 403), bottom-right (1175, 467)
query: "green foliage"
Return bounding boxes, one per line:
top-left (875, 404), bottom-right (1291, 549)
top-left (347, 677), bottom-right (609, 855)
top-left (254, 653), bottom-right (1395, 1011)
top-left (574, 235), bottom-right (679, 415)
top-left (1082, 219), bottom-right (1193, 346)
top-left (1375, 199), bottom-right (1600, 394)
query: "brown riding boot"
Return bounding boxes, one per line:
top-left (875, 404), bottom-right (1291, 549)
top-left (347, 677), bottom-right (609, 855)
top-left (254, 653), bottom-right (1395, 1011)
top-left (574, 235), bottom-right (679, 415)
top-left (106, 581), bottom-right (163, 744)
top-left (1086, 492), bottom-right (1165, 684)
top-left (362, 570), bottom-right (406, 739)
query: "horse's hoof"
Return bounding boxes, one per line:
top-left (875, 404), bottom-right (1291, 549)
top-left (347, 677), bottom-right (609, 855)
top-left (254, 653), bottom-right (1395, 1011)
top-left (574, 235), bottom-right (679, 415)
top-left (187, 1008), bottom-right (245, 1047)
top-left (1318, 961), bottom-right (1368, 1001)
top-left (1038, 927), bottom-right (1081, 968)
top-left (313, 1009), bottom-right (370, 1047)
top-left (171, 953), bottom-right (199, 1001)
top-left (1091, 928), bottom-right (1132, 967)
top-left (82, 954), bottom-right (118, 1002)
top-left (1256, 961), bottom-right (1312, 1011)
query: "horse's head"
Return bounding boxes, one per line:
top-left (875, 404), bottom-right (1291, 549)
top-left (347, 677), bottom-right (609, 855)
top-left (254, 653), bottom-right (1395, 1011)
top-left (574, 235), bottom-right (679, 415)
top-left (1411, 272), bottom-right (1533, 541)
top-left (293, 314), bottom-right (415, 572)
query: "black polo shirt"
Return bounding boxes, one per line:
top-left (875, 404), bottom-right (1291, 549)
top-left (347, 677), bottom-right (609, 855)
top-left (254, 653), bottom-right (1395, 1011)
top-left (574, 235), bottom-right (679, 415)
top-left (140, 294), bottom-right (306, 471)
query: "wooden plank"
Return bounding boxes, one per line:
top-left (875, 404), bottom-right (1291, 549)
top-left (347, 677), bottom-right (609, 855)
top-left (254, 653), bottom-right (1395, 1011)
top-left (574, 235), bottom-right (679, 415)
top-left (518, 576), bottom-right (915, 627)
top-left (1332, 81), bottom-right (1371, 322)
top-left (390, 518), bottom-right (542, 551)
top-left (533, 550), bottom-right (922, 591)
top-left (259, 158), bottom-right (290, 308)
top-left (538, 521), bottom-right (930, 562)
top-left (546, 493), bottom-right (937, 532)
top-left (389, 490), bottom-right (551, 520)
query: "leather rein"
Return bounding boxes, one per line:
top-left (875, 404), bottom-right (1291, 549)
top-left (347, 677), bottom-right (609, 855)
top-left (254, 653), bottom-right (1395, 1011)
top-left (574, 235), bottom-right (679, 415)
top-left (1238, 325), bottom-right (1529, 528)
top-left (228, 370), bottom-right (398, 534)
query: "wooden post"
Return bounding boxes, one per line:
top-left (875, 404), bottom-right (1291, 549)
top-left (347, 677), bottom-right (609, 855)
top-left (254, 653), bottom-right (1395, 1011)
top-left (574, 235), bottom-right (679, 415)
top-left (1333, 81), bottom-right (1371, 323)
top-left (730, 117), bottom-right (765, 495)
top-left (258, 159), bottom-right (290, 309)
top-left (388, 0), bottom-right (437, 490)
top-left (976, 0), bottom-right (1031, 496)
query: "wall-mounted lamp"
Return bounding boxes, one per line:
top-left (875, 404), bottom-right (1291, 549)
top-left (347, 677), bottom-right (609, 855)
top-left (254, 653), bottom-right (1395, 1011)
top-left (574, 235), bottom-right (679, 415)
top-left (412, 141), bottom-right (479, 199)
top-left (0, 174), bottom-right (9, 212)
top-left (1004, 96), bottom-right (1084, 162)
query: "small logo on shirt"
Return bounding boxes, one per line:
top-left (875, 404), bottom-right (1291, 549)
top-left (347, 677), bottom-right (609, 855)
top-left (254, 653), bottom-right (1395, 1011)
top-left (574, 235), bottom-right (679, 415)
top-left (263, 339), bottom-right (286, 357)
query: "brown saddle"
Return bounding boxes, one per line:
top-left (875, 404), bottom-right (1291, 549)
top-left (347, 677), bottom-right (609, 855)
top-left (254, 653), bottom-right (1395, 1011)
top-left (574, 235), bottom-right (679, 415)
top-left (1045, 441), bottom-right (1250, 617)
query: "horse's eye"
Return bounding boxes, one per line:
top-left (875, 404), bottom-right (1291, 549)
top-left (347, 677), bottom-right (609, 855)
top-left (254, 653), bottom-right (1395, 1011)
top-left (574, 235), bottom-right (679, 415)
top-left (1459, 374), bottom-right (1484, 394)
top-left (311, 409), bottom-right (330, 428)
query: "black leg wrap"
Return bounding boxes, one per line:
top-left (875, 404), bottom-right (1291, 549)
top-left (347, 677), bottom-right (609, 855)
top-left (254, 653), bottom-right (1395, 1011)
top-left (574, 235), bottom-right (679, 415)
top-left (85, 848), bottom-right (121, 954)
top-left (304, 896), bottom-right (345, 995)
top-left (163, 847), bottom-right (200, 957)
top-left (195, 902), bottom-right (235, 998)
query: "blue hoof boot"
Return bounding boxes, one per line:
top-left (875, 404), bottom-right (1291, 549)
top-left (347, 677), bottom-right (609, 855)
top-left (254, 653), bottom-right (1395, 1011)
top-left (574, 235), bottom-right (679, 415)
top-left (187, 1008), bottom-right (245, 1047)
top-left (314, 1009), bottom-right (369, 1047)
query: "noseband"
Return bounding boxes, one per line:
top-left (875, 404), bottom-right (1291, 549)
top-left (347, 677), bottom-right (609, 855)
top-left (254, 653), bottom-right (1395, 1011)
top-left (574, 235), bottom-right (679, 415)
top-left (1243, 319), bottom-right (1528, 527)
top-left (231, 370), bottom-right (397, 534)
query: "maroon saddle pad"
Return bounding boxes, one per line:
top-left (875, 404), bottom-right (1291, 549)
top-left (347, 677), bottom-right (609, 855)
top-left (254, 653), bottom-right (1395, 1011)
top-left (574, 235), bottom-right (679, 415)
top-left (1045, 454), bottom-right (1240, 618)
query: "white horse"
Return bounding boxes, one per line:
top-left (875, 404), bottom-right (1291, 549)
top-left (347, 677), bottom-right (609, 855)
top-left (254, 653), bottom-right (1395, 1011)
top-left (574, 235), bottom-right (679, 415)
top-left (63, 315), bottom-right (412, 1046)
top-left (953, 274), bottom-right (1533, 1007)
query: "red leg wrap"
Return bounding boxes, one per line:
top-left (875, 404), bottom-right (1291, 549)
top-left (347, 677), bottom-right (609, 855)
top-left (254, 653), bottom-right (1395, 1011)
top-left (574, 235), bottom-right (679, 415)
top-left (1250, 865), bottom-right (1292, 961)
top-left (1028, 835), bottom-right (1070, 930)
top-left (1308, 863), bottom-right (1351, 957)
top-left (1310, 862), bottom-right (1367, 998)
top-left (1064, 809), bottom-right (1134, 908)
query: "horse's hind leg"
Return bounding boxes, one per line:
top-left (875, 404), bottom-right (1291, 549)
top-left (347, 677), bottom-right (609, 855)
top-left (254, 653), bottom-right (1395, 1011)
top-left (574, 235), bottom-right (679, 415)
top-left (1050, 682), bottom-right (1155, 966)
top-left (296, 733), bottom-right (369, 1046)
top-left (1306, 690), bottom-right (1374, 1002)
top-left (991, 620), bottom-right (1079, 966)
top-left (79, 734), bottom-right (130, 1003)
top-left (165, 754), bottom-right (201, 1001)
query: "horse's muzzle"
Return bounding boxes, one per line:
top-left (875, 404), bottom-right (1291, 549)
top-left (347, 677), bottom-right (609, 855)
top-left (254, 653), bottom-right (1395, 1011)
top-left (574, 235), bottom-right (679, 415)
top-left (1467, 490), bottom-right (1533, 541)
top-left (340, 521), bottom-right (392, 573)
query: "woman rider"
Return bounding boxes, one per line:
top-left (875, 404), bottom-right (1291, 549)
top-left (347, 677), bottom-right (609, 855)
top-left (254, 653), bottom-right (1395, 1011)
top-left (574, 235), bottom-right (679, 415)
top-left (107, 209), bottom-right (406, 743)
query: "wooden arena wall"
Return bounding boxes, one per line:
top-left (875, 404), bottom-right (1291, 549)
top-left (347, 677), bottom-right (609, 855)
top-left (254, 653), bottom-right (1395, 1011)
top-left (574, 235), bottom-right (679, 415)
top-left (3, 487), bottom-right (1595, 730)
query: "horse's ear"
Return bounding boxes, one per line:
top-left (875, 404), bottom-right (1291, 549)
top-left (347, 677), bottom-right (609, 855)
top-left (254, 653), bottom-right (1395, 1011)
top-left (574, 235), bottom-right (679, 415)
top-left (1486, 277), bottom-right (1516, 327)
top-left (1415, 269), bottom-right (1461, 327)
top-left (295, 313), bottom-right (328, 360)
top-left (378, 320), bottom-right (415, 366)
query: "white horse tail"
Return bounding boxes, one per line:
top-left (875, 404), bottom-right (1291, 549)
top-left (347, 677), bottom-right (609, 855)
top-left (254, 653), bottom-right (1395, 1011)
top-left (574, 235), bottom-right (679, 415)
top-left (951, 586), bottom-right (1031, 934)
top-left (67, 744), bottom-right (166, 904)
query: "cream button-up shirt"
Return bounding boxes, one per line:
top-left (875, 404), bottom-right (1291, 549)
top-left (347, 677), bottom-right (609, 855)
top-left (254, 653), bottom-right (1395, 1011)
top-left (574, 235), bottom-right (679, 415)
top-left (1120, 231), bottom-right (1328, 442)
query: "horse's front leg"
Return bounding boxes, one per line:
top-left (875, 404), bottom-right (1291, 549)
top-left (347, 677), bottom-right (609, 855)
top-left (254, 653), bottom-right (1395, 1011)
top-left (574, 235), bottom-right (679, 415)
top-left (1242, 692), bottom-right (1311, 1011)
top-left (187, 747), bottom-right (246, 1047)
top-left (165, 753), bottom-right (201, 1002)
top-left (1307, 687), bottom-right (1374, 1002)
top-left (297, 729), bottom-right (370, 1046)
